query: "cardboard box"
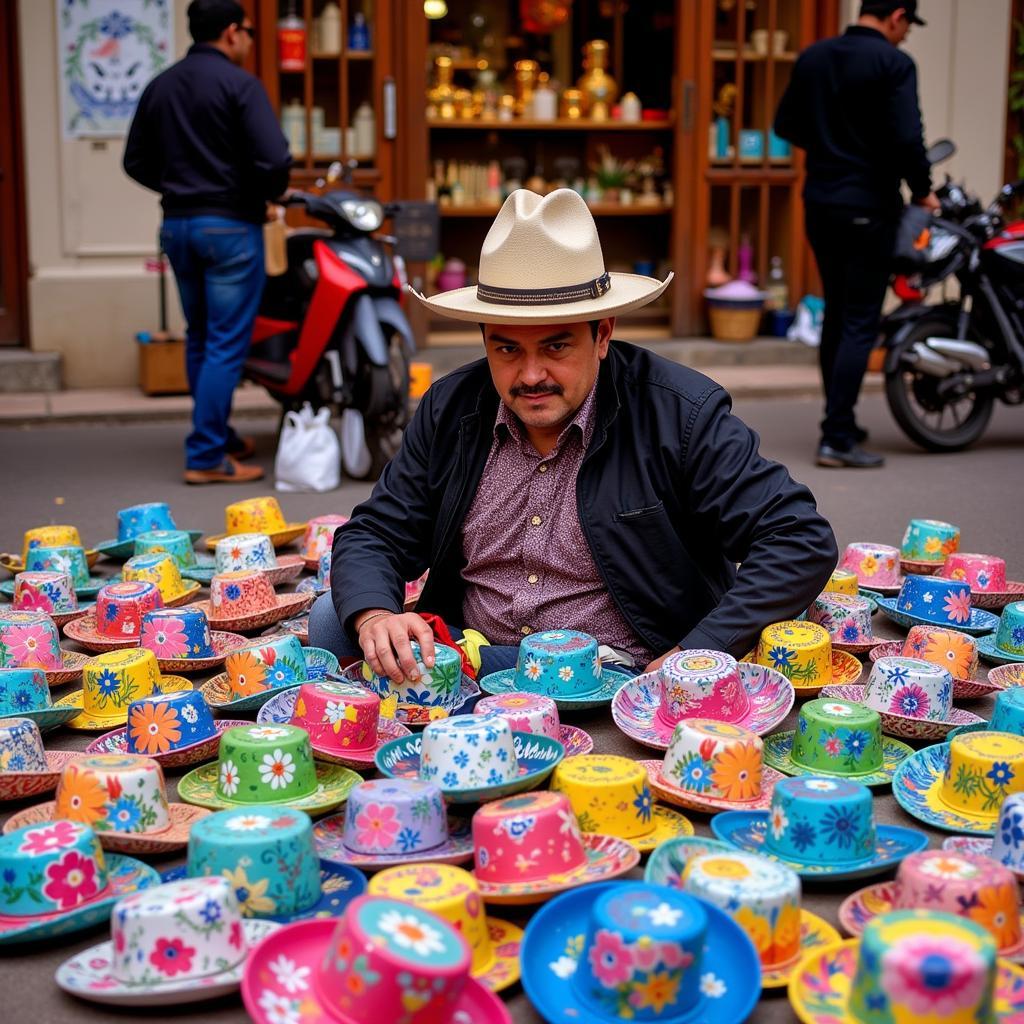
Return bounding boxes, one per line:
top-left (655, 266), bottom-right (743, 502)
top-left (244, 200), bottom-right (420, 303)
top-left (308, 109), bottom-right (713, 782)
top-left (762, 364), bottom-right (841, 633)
top-left (138, 336), bottom-right (189, 395)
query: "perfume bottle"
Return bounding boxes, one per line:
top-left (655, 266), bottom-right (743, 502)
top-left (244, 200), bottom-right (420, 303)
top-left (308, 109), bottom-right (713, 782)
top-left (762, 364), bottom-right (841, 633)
top-left (348, 10), bottom-right (370, 52)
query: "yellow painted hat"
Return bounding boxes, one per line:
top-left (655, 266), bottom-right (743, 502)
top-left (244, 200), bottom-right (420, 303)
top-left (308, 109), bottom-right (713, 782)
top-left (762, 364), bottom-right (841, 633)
top-left (53, 648), bottom-right (192, 730)
top-left (752, 621), bottom-right (862, 694)
top-left (204, 496), bottom-right (307, 551)
top-left (123, 553), bottom-right (201, 606)
top-left (368, 863), bottom-right (522, 992)
top-left (825, 569), bottom-right (860, 596)
top-left (550, 753), bottom-right (693, 852)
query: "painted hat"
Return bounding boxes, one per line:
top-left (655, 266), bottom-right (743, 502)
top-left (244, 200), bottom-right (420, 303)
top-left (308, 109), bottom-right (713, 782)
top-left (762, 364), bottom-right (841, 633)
top-left (86, 690), bottom-right (248, 770)
top-left (752, 621), bottom-right (862, 694)
top-left (825, 568), bottom-right (861, 596)
top-left (369, 864), bottom-right (522, 992)
top-left (256, 678), bottom-right (403, 738)
top-left (0, 667), bottom-right (81, 732)
top-left (199, 635), bottom-right (338, 713)
top-left (359, 641), bottom-right (468, 714)
top-left (296, 551), bottom-right (331, 596)
top-left (808, 593), bottom-right (886, 656)
top-left (313, 778), bottom-right (474, 870)
top-left (479, 629), bottom-right (634, 710)
top-left (178, 807), bottom-right (365, 921)
top-left (641, 719), bottom-right (786, 814)
top-left (901, 517), bottom-right (960, 569)
top-left (878, 574), bottom-right (1000, 636)
top-left (3, 753), bottom-right (208, 854)
top-left (10, 570), bottom-right (91, 628)
top-left (611, 649), bottom-right (794, 749)
top-left (840, 542), bottom-right (903, 591)
top-left (940, 554), bottom-right (1024, 611)
top-left (979, 602), bottom-right (1024, 665)
top-left (375, 713), bottom-right (564, 803)
top-left (190, 570), bottom-right (313, 632)
top-left (139, 606), bottom-right (248, 672)
top-left (871, 624), bottom-right (993, 699)
top-left (550, 754), bottom-right (694, 852)
top-left (299, 514), bottom-right (349, 568)
top-left (0, 717), bottom-right (80, 802)
top-left (840, 850), bottom-right (1024, 958)
top-left (762, 698), bottom-right (915, 786)
top-left (63, 580), bottom-right (164, 652)
top-left (521, 881), bottom-right (760, 1023)
top-left (0, 609), bottom-right (88, 685)
top-left (22, 543), bottom-right (111, 597)
top-left (177, 723), bottom-right (360, 815)
top-left (788, 911), bottom-right (1024, 1024)
top-left (134, 529), bottom-right (215, 584)
top-left (475, 691), bottom-right (594, 756)
top-left (214, 533), bottom-right (304, 587)
top-left (950, 687), bottom-right (1024, 744)
top-left (1, 525), bottom-right (100, 574)
top-left (53, 647), bottom-right (192, 731)
top-left (471, 790), bottom-right (639, 904)
top-left (55, 877), bottom-right (278, 1007)
top-left (0, 820), bottom-right (158, 944)
top-left (643, 835), bottom-right (737, 886)
top-left (711, 775), bottom-right (928, 880)
top-left (241, 895), bottom-right (513, 1024)
top-left (893, 732), bottom-right (1024, 834)
top-left (943, 794), bottom-right (1024, 879)
top-left (122, 553), bottom-right (201, 606)
top-left (683, 850), bottom-right (841, 988)
top-left (95, 503), bottom-right (202, 561)
top-left (204, 496), bottom-right (307, 551)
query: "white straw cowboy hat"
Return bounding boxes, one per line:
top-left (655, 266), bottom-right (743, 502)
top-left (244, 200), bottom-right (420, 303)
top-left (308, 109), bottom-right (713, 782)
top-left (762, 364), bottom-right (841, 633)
top-left (411, 188), bottom-right (673, 324)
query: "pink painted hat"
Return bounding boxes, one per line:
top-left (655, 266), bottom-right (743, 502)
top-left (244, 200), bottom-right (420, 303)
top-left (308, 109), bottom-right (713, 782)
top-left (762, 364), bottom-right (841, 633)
top-left (474, 692), bottom-right (594, 757)
top-left (840, 542), bottom-right (903, 590)
top-left (940, 553), bottom-right (1008, 592)
top-left (299, 515), bottom-right (349, 568)
top-left (242, 895), bottom-right (511, 1024)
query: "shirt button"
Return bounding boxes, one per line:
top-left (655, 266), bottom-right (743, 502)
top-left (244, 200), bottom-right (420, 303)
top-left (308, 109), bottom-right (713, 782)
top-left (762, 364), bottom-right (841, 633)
top-left (538, 464), bottom-right (548, 473)
top-left (527, 574), bottom-right (538, 584)
top-left (530, 515), bottom-right (542, 526)
top-left (520, 625), bottom-right (531, 635)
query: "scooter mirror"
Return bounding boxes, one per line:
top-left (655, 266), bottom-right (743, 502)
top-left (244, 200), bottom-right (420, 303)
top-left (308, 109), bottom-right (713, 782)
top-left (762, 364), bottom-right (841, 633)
top-left (926, 139), bottom-right (956, 166)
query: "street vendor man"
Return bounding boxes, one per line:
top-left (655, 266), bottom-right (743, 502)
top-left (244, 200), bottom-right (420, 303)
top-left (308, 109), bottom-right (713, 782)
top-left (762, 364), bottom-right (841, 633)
top-left (309, 188), bottom-right (838, 684)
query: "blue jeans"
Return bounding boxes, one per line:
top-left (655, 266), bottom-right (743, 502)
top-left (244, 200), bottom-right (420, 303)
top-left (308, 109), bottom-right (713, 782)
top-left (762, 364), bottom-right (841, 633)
top-left (307, 592), bottom-right (519, 678)
top-left (160, 216), bottom-right (265, 470)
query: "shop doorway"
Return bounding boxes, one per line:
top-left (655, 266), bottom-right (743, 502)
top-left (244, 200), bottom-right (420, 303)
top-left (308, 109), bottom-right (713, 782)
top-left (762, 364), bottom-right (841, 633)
top-left (0, 0), bottom-right (28, 346)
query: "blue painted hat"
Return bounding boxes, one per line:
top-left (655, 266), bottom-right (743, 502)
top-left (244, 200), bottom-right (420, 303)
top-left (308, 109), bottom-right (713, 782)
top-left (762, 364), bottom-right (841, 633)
top-left (952, 686), bottom-right (1024, 742)
top-left (140, 607), bottom-right (217, 661)
top-left (95, 504), bottom-right (202, 561)
top-left (182, 806), bottom-right (365, 921)
top-left (126, 690), bottom-right (217, 756)
top-left (979, 602), bottom-right (1024, 665)
top-left (878, 574), bottom-right (1000, 636)
top-left (900, 518), bottom-right (960, 563)
top-left (521, 882), bottom-right (760, 1023)
top-left (23, 545), bottom-right (104, 593)
top-left (0, 667), bottom-right (81, 731)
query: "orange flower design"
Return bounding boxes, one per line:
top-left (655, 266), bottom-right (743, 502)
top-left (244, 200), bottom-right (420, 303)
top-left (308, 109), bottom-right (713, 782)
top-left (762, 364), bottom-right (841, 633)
top-left (923, 631), bottom-right (975, 679)
top-left (734, 906), bottom-right (772, 956)
top-left (128, 701), bottom-right (182, 755)
top-left (942, 536), bottom-right (960, 555)
top-left (628, 970), bottom-right (680, 1013)
top-left (55, 764), bottom-right (108, 825)
top-left (969, 885), bottom-right (1020, 949)
top-left (226, 649), bottom-right (267, 696)
top-left (771, 902), bottom-right (802, 964)
top-left (711, 741), bottom-right (762, 801)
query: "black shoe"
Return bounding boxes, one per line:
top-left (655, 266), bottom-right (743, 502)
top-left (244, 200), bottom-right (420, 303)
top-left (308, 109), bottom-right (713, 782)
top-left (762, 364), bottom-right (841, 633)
top-left (853, 425), bottom-right (869, 444)
top-left (816, 444), bottom-right (885, 468)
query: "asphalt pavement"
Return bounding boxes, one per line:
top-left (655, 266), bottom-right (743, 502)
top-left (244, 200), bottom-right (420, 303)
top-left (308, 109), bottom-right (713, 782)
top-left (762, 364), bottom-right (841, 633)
top-left (1, 386), bottom-right (1022, 1024)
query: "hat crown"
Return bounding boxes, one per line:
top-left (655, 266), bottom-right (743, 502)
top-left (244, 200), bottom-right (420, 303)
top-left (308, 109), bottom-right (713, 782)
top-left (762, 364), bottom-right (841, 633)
top-left (82, 647), bottom-right (162, 717)
top-left (0, 667), bottom-right (51, 714)
top-left (215, 532), bottom-right (277, 572)
top-left (140, 606), bottom-right (216, 661)
top-left (942, 732), bottom-right (1024, 816)
top-left (22, 525), bottom-right (82, 564)
top-left (551, 754), bottom-right (652, 840)
top-left (756, 622), bottom-right (832, 687)
top-left (0, 716), bottom-right (47, 772)
top-left (13, 571), bottom-right (76, 614)
top-left (421, 713), bottom-right (518, 790)
top-left (134, 530), bottom-right (197, 571)
top-left (476, 692), bottom-right (560, 739)
top-left (479, 189), bottom-right (606, 294)
top-left (95, 581), bottom-right (163, 639)
top-left (903, 625), bottom-right (978, 676)
top-left (866, 656), bottom-right (953, 720)
top-left (116, 503), bottom-right (176, 543)
top-left (841, 542), bottom-right (902, 587)
top-left (996, 601), bottom-right (1024, 655)
top-left (216, 723), bottom-right (318, 802)
top-left (768, 776), bottom-right (875, 865)
top-left (901, 518), bottom-right (960, 561)
top-left (656, 649), bottom-right (749, 726)
top-left (292, 681), bottom-right (379, 754)
top-left (25, 544), bottom-right (89, 586)
top-left (225, 496), bottom-right (288, 534)
top-left (343, 778), bottom-right (449, 855)
top-left (56, 754), bottom-right (170, 834)
top-left (0, 609), bottom-right (63, 670)
top-left (810, 593), bottom-right (873, 644)
top-left (515, 629), bottom-right (602, 698)
top-left (792, 699), bottom-right (884, 775)
top-left (128, 689), bottom-right (216, 754)
top-left (663, 719), bottom-right (764, 802)
top-left (363, 640), bottom-right (463, 709)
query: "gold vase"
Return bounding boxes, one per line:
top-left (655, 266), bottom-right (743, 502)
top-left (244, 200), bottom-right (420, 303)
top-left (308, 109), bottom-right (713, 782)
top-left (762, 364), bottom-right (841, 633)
top-left (577, 40), bottom-right (618, 117)
top-left (560, 88), bottom-right (585, 120)
top-left (513, 59), bottom-right (539, 117)
top-left (427, 56), bottom-right (458, 120)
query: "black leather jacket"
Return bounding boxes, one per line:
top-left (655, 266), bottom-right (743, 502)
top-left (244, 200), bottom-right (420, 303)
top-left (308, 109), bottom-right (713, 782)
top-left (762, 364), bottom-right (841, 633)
top-left (331, 341), bottom-right (837, 659)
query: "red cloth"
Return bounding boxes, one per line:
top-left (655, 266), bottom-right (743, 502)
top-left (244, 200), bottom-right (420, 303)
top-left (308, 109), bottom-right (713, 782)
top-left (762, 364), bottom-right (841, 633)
top-left (418, 612), bottom-right (477, 680)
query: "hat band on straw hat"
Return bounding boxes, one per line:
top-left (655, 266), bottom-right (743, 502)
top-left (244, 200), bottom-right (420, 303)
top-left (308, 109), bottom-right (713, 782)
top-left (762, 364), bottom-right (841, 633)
top-left (478, 272), bottom-right (611, 306)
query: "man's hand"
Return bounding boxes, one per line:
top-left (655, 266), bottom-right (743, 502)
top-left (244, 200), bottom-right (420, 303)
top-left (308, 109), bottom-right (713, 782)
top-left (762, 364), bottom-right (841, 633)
top-left (644, 646), bottom-right (681, 674)
top-left (355, 609), bottom-right (436, 685)
top-left (916, 192), bottom-right (941, 212)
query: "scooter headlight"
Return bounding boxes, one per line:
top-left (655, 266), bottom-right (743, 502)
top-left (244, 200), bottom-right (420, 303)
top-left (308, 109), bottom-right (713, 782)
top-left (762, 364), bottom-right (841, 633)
top-left (341, 198), bottom-right (384, 232)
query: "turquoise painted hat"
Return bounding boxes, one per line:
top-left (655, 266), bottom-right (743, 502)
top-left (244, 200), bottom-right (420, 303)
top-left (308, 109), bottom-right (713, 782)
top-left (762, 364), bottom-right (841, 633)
top-left (979, 602), bottom-right (1024, 665)
top-left (95, 503), bottom-right (202, 561)
top-left (0, 667), bottom-right (81, 732)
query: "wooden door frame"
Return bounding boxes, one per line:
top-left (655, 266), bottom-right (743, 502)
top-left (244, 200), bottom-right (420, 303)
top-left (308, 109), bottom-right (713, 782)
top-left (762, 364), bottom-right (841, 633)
top-left (0, 0), bottom-right (29, 346)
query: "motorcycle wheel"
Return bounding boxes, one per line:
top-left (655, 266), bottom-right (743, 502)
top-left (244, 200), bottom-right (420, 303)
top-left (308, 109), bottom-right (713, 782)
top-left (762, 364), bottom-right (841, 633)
top-left (884, 317), bottom-right (994, 452)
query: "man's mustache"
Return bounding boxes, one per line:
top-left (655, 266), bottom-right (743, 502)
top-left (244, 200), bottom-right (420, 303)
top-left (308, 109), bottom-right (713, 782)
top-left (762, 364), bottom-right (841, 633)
top-left (510, 383), bottom-right (563, 397)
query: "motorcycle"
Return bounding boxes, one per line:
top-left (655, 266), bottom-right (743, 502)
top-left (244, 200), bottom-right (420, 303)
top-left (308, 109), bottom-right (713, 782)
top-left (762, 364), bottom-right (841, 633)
top-left (881, 140), bottom-right (1024, 451)
top-left (245, 164), bottom-right (417, 479)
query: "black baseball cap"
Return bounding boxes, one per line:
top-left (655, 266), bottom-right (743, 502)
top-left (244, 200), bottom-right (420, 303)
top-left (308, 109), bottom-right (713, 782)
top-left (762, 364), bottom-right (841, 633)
top-left (860, 0), bottom-right (926, 25)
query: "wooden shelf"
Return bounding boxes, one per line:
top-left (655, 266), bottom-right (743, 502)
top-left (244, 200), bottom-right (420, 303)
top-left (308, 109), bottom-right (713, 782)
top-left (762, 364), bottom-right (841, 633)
top-left (440, 202), bottom-right (672, 217)
top-left (705, 165), bottom-right (797, 182)
top-left (711, 48), bottom-right (798, 61)
top-left (428, 117), bottom-right (675, 131)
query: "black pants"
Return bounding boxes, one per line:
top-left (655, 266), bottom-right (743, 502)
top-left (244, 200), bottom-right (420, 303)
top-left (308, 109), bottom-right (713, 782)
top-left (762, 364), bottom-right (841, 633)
top-left (805, 204), bottom-right (897, 450)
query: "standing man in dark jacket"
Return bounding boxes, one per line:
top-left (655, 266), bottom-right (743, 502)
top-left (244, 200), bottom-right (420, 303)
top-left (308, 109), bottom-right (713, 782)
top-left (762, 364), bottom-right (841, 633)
top-left (308, 188), bottom-right (838, 685)
top-left (775, 1), bottom-right (939, 469)
top-left (124, 0), bottom-right (291, 484)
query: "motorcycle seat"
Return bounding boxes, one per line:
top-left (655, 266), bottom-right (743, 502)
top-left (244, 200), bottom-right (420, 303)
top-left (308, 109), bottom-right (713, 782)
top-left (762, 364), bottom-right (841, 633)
top-left (244, 357), bottom-right (293, 384)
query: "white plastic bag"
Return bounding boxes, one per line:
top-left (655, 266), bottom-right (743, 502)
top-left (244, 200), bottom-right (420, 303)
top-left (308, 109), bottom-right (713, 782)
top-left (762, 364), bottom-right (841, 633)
top-left (787, 294), bottom-right (824, 348)
top-left (274, 402), bottom-right (341, 492)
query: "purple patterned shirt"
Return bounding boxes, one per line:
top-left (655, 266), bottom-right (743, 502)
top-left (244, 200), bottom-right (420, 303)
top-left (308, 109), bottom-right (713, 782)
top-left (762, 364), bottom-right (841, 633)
top-left (460, 382), bottom-right (655, 664)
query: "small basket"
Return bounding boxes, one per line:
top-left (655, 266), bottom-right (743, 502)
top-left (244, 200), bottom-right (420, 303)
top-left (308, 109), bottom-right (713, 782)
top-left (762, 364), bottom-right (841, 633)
top-left (708, 304), bottom-right (762, 342)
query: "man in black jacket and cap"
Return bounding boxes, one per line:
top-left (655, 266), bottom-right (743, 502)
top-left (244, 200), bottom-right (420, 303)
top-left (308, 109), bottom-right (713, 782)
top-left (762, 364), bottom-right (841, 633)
top-left (124, 0), bottom-right (291, 484)
top-left (775, 1), bottom-right (939, 469)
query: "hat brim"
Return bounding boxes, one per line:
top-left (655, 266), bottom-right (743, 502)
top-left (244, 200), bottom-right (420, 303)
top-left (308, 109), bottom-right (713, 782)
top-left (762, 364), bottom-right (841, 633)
top-left (152, 631), bottom-right (251, 674)
top-left (0, 749), bottom-right (82, 802)
top-left (53, 674), bottom-right (193, 730)
top-left (877, 596), bottom-right (1001, 637)
top-left (869, 641), bottom-right (997, 698)
top-left (819, 683), bottom-right (985, 741)
top-left (788, 940), bottom-right (1024, 1024)
top-left (409, 271), bottom-right (673, 325)
top-left (199, 647), bottom-right (339, 714)
top-left (942, 835), bottom-right (1024, 881)
top-left (710, 810), bottom-right (928, 880)
top-left (521, 882), bottom-right (760, 1024)
top-left (203, 525), bottom-right (307, 552)
top-left (611, 662), bottom-right (795, 750)
top-left (94, 531), bottom-right (204, 562)
top-left (740, 650), bottom-right (863, 697)
top-left (478, 665), bottom-right (633, 711)
top-left (761, 727), bottom-right (914, 787)
top-left (63, 612), bottom-right (144, 652)
top-left (187, 592), bottom-right (314, 633)
top-left (990, 664), bottom-right (1024, 689)
top-left (641, 758), bottom-right (787, 813)
top-left (968, 582), bottom-right (1024, 611)
top-left (979, 635), bottom-right (1024, 666)
top-left (84, 718), bottom-right (252, 770)
top-left (56, 919), bottom-right (279, 1007)
top-left (1, 704), bottom-right (82, 734)
top-left (623, 805), bottom-right (695, 853)
top-left (1, 549), bottom-right (104, 574)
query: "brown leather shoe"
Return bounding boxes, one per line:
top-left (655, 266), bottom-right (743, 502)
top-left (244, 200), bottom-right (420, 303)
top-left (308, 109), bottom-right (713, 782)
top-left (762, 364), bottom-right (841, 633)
top-left (183, 456), bottom-right (265, 485)
top-left (228, 435), bottom-right (257, 460)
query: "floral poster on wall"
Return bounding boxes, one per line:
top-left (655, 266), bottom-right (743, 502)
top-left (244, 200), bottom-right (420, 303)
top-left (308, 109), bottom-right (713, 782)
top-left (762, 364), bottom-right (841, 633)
top-left (58, 0), bottom-right (172, 138)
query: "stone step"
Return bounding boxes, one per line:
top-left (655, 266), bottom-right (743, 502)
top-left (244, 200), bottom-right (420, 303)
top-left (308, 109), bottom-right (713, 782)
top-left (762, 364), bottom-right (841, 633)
top-left (0, 349), bottom-right (62, 393)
